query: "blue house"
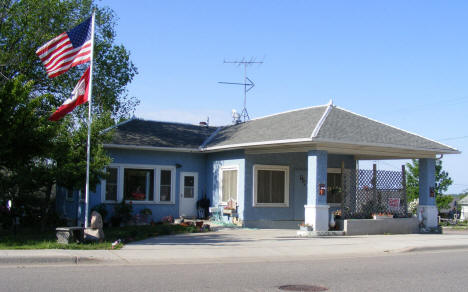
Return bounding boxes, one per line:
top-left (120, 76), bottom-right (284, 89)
top-left (56, 102), bottom-right (459, 230)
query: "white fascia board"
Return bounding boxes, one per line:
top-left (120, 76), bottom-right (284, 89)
top-left (313, 138), bottom-right (460, 155)
top-left (310, 103), bottom-right (333, 138)
top-left (103, 144), bottom-right (202, 153)
top-left (203, 138), bottom-right (312, 151)
top-left (334, 106), bottom-right (460, 153)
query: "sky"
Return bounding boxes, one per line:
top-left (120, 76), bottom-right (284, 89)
top-left (99, 0), bottom-right (468, 194)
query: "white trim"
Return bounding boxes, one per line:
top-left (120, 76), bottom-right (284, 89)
top-left (253, 164), bottom-right (290, 207)
top-left (249, 103), bottom-right (329, 122)
top-left (157, 166), bottom-right (176, 204)
top-left (334, 106), bottom-right (460, 153)
top-left (310, 104), bottom-right (333, 138)
top-left (218, 165), bottom-right (240, 205)
top-left (179, 171), bottom-right (199, 217)
top-left (103, 144), bottom-right (200, 153)
top-left (204, 138), bottom-right (312, 151)
top-left (100, 166), bottom-right (120, 203)
top-left (313, 138), bottom-right (459, 154)
top-left (101, 163), bottom-right (176, 205)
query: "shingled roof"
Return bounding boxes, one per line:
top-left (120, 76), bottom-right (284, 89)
top-left (104, 103), bottom-right (459, 156)
top-left (106, 119), bottom-right (217, 150)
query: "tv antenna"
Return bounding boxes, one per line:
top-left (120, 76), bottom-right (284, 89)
top-left (218, 57), bottom-right (263, 122)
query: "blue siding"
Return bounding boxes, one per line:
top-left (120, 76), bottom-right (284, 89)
top-left (205, 150), bottom-right (245, 219)
top-left (419, 158), bottom-right (436, 206)
top-left (244, 152), bottom-right (355, 222)
top-left (94, 149), bottom-right (207, 222)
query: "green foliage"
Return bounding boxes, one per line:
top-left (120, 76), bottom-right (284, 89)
top-left (0, 0), bottom-right (138, 228)
top-left (406, 159), bottom-right (453, 210)
top-left (0, 0), bottom-right (139, 118)
top-left (113, 200), bottom-right (133, 224)
top-left (0, 224), bottom-right (202, 250)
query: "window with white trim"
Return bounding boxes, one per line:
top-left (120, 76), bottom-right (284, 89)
top-left (220, 167), bottom-right (238, 203)
top-left (101, 164), bottom-right (175, 204)
top-left (253, 165), bottom-right (289, 207)
top-left (105, 167), bottom-right (118, 201)
top-left (159, 169), bottom-right (172, 202)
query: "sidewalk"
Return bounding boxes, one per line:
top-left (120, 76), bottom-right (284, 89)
top-left (1, 228), bottom-right (468, 265)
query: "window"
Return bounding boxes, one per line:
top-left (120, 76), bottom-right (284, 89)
top-left (105, 167), bottom-right (118, 201)
top-left (124, 168), bottom-right (154, 201)
top-left (160, 169), bottom-right (172, 202)
top-left (253, 165), bottom-right (289, 207)
top-left (220, 167), bottom-right (238, 203)
top-left (183, 176), bottom-right (195, 198)
top-left (101, 164), bottom-right (175, 204)
top-left (327, 169), bottom-right (342, 205)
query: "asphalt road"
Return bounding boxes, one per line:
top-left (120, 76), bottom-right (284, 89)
top-left (1, 249), bottom-right (467, 292)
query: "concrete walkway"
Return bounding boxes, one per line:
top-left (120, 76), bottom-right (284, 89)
top-left (1, 228), bottom-right (468, 265)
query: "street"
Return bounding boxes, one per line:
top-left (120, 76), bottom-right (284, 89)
top-left (1, 249), bottom-right (467, 292)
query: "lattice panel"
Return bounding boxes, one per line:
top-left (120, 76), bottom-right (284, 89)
top-left (341, 168), bottom-right (407, 219)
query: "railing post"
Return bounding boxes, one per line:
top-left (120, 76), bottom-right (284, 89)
top-left (372, 164), bottom-right (377, 213)
top-left (402, 165), bottom-right (407, 216)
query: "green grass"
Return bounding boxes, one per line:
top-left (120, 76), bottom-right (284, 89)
top-left (0, 224), bottom-right (201, 250)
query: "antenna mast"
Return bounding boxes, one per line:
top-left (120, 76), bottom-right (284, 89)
top-left (219, 57), bottom-right (263, 122)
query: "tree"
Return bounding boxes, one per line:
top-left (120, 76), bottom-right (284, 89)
top-left (0, 0), bottom-right (138, 229)
top-left (406, 159), bottom-right (453, 210)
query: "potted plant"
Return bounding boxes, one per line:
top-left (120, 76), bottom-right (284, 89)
top-left (299, 222), bottom-right (313, 231)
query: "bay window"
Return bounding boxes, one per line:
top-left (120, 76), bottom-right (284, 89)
top-left (101, 164), bottom-right (175, 204)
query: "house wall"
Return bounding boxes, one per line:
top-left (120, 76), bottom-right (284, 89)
top-left (91, 148), bottom-right (207, 222)
top-left (243, 152), bottom-right (355, 227)
top-left (205, 150), bottom-right (245, 220)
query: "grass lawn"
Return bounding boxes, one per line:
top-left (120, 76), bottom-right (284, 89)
top-left (0, 224), bottom-right (202, 250)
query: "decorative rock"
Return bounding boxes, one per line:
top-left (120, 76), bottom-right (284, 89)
top-left (84, 227), bottom-right (105, 242)
top-left (90, 211), bottom-right (103, 229)
top-left (85, 211), bottom-right (105, 242)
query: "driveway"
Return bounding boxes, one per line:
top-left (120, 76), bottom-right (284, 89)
top-left (117, 228), bottom-right (468, 264)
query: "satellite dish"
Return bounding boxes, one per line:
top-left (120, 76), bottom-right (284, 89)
top-left (232, 109), bottom-right (241, 124)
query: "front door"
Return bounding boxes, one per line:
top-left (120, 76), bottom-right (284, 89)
top-left (294, 170), bottom-right (307, 220)
top-left (179, 172), bottom-right (198, 218)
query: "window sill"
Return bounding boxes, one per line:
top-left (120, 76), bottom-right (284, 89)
top-left (253, 203), bottom-right (289, 208)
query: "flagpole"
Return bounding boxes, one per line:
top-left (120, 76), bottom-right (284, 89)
top-left (84, 10), bottom-right (96, 229)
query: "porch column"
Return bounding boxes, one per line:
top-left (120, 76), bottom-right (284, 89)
top-left (417, 158), bottom-right (438, 228)
top-left (305, 150), bottom-right (329, 231)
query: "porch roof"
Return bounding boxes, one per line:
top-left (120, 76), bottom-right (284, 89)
top-left (203, 103), bottom-right (459, 156)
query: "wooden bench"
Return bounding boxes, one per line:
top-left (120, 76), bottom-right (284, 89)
top-left (56, 227), bottom-right (85, 244)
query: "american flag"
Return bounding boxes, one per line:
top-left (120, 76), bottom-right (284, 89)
top-left (36, 17), bottom-right (92, 78)
top-left (49, 66), bottom-right (90, 121)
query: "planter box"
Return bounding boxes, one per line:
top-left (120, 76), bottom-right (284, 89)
top-left (373, 215), bottom-right (394, 220)
top-left (343, 217), bottom-right (419, 235)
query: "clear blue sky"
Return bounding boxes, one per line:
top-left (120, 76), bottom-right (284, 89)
top-left (100, 0), bottom-right (468, 194)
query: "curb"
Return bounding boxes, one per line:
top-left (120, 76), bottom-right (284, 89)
top-left (389, 244), bottom-right (468, 254)
top-left (0, 255), bottom-right (100, 265)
